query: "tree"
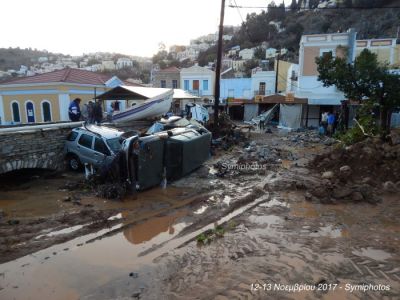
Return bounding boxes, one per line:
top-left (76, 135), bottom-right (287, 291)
top-left (254, 47), bottom-right (265, 60)
top-left (316, 48), bottom-right (400, 135)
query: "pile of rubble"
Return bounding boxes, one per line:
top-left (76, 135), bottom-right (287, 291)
top-left (213, 140), bottom-right (296, 178)
top-left (307, 137), bottom-right (400, 203)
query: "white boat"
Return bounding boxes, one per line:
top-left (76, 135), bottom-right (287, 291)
top-left (112, 89), bottom-right (173, 122)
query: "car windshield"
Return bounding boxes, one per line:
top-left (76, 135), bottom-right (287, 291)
top-left (106, 137), bottom-right (122, 153)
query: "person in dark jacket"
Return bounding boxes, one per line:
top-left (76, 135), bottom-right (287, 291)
top-left (94, 101), bottom-right (103, 124)
top-left (68, 98), bottom-right (81, 121)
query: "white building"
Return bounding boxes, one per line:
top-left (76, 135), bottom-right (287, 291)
top-left (251, 67), bottom-right (276, 97)
top-left (176, 48), bottom-right (199, 62)
top-left (266, 48), bottom-right (277, 59)
top-left (295, 29), bottom-right (357, 126)
top-left (239, 48), bottom-right (255, 60)
top-left (232, 60), bottom-right (245, 72)
top-left (180, 65), bottom-right (215, 102)
top-left (116, 58), bottom-right (134, 69)
top-left (102, 60), bottom-right (116, 71)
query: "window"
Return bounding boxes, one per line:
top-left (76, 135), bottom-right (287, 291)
top-left (42, 101), bottom-right (52, 122)
top-left (193, 80), bottom-right (200, 90)
top-left (184, 80), bottom-right (189, 91)
top-left (320, 48), bottom-right (335, 58)
top-left (259, 82), bottom-right (266, 95)
top-left (161, 80), bottom-right (166, 88)
top-left (94, 138), bottom-right (111, 156)
top-left (67, 131), bottom-right (79, 141)
top-left (78, 134), bottom-right (93, 149)
top-left (228, 89), bottom-right (234, 97)
top-left (25, 101), bottom-right (35, 123)
top-left (172, 80), bottom-right (178, 89)
top-left (11, 101), bottom-right (20, 123)
top-left (203, 80), bottom-right (209, 91)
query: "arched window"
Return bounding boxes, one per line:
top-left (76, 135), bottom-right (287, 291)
top-left (25, 100), bottom-right (35, 123)
top-left (11, 101), bottom-right (21, 123)
top-left (41, 101), bottom-right (52, 122)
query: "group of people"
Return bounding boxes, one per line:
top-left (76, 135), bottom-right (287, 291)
top-left (68, 98), bottom-right (103, 124)
top-left (320, 111), bottom-right (337, 136)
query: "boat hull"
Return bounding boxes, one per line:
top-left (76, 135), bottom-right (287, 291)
top-left (112, 90), bottom-right (173, 122)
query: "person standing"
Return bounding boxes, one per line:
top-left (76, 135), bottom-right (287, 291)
top-left (68, 98), bottom-right (81, 121)
top-left (327, 112), bottom-right (335, 137)
top-left (260, 113), bottom-right (266, 131)
top-left (321, 111), bottom-right (328, 134)
top-left (94, 101), bottom-right (103, 124)
top-left (87, 101), bottom-right (94, 123)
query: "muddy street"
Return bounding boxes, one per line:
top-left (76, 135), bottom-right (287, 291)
top-left (1, 130), bottom-right (399, 300)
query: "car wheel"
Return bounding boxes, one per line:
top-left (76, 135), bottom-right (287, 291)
top-left (67, 154), bottom-right (81, 171)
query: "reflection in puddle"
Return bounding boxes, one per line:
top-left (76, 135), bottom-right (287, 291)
top-left (290, 201), bottom-right (320, 218)
top-left (352, 247), bottom-right (392, 261)
top-left (123, 210), bottom-right (188, 245)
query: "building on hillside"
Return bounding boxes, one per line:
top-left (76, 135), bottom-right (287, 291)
top-left (239, 48), bottom-right (254, 60)
top-left (153, 67), bottom-right (180, 89)
top-left (294, 29), bottom-right (357, 127)
top-left (102, 60), bottom-right (116, 71)
top-left (116, 58), bottom-right (133, 69)
top-left (0, 68), bottom-right (125, 125)
top-left (266, 48), bottom-right (277, 59)
top-left (180, 65), bottom-right (215, 104)
top-left (232, 60), bottom-right (245, 72)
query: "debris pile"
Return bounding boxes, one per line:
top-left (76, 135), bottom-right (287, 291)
top-left (213, 140), bottom-right (297, 178)
top-left (307, 137), bottom-right (400, 203)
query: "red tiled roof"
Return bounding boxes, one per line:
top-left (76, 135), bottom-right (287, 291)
top-left (157, 66), bottom-right (180, 73)
top-left (0, 68), bottom-right (112, 86)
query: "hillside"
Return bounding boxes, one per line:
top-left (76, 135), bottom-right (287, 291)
top-left (0, 48), bottom-right (67, 71)
top-left (198, 0), bottom-right (400, 65)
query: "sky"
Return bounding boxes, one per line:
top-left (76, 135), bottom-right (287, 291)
top-left (1, 0), bottom-right (281, 57)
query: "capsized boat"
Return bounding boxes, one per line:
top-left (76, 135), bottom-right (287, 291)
top-left (112, 89), bottom-right (173, 122)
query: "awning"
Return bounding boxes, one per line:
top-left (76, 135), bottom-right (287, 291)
top-left (96, 85), bottom-right (172, 100)
top-left (260, 94), bottom-right (308, 104)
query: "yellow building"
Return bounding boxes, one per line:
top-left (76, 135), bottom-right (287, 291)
top-left (356, 38), bottom-right (399, 67)
top-left (274, 59), bottom-right (295, 93)
top-left (0, 68), bottom-right (124, 124)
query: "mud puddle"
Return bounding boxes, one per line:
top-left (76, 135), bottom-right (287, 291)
top-left (0, 187), bottom-right (270, 300)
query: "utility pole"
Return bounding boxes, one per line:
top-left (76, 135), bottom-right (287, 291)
top-left (274, 51), bottom-right (280, 94)
top-left (213, 0), bottom-right (225, 134)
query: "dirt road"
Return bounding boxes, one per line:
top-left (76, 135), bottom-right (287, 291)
top-left (0, 130), bottom-right (399, 300)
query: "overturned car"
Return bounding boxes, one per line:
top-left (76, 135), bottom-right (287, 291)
top-left (64, 118), bottom-right (211, 191)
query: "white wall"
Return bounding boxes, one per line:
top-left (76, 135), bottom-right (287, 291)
top-left (251, 71), bottom-right (276, 95)
top-left (58, 93), bottom-right (70, 121)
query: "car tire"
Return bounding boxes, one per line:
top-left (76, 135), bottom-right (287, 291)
top-left (67, 154), bottom-right (81, 171)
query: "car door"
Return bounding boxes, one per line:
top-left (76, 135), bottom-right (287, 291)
top-left (93, 137), bottom-right (112, 168)
top-left (77, 133), bottom-right (96, 165)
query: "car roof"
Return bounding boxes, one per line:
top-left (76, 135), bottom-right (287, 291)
top-left (74, 124), bottom-right (124, 139)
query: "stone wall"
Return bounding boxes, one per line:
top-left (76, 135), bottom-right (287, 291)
top-left (0, 125), bottom-right (79, 174)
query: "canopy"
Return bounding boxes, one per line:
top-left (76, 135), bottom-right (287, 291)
top-left (96, 85), bottom-right (172, 100)
top-left (96, 86), bottom-right (199, 101)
